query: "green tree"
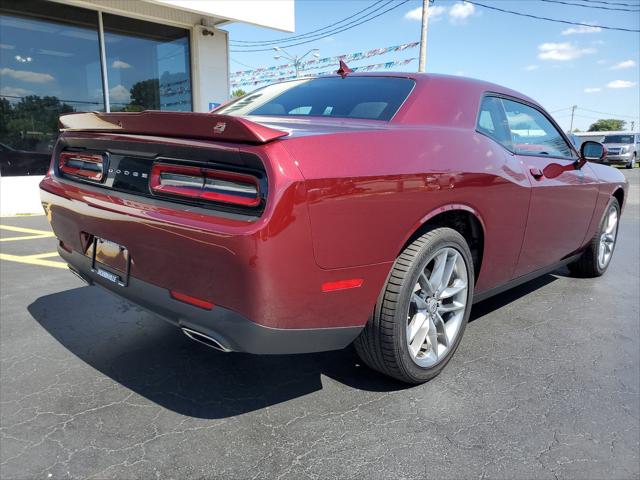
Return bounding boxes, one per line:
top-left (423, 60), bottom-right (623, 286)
top-left (232, 89), bottom-right (247, 98)
top-left (588, 119), bottom-right (626, 132)
top-left (1, 95), bottom-right (73, 150)
top-left (128, 79), bottom-right (160, 110)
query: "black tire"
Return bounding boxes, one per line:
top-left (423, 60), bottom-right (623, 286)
top-left (627, 153), bottom-right (636, 169)
top-left (354, 227), bottom-right (474, 384)
top-left (568, 197), bottom-right (620, 278)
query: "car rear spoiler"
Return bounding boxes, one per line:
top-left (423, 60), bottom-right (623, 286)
top-left (58, 111), bottom-right (289, 144)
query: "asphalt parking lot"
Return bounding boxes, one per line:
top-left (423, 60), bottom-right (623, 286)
top-left (1, 169), bottom-right (638, 480)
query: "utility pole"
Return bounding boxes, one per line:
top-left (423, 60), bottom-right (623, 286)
top-left (569, 105), bottom-right (577, 132)
top-left (631, 121), bottom-right (635, 131)
top-left (418, 0), bottom-right (431, 72)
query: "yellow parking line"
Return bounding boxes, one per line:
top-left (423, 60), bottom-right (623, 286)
top-left (0, 234), bottom-right (53, 242)
top-left (0, 253), bottom-right (66, 269)
top-left (27, 252), bottom-right (60, 259)
top-left (0, 213), bottom-right (45, 218)
top-left (0, 225), bottom-right (54, 236)
top-left (0, 225), bottom-right (55, 242)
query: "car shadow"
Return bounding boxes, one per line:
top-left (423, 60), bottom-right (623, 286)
top-left (28, 286), bottom-right (406, 419)
top-left (29, 271), bottom-right (564, 419)
top-left (470, 271), bottom-right (560, 322)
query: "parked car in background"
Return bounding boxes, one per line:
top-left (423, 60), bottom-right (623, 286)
top-left (0, 142), bottom-right (51, 176)
top-left (40, 73), bottom-right (627, 383)
top-left (601, 133), bottom-right (639, 169)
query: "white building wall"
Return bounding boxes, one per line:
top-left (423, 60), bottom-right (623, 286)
top-left (0, 176), bottom-right (44, 216)
top-left (191, 26), bottom-right (230, 112)
top-left (149, 0), bottom-right (295, 32)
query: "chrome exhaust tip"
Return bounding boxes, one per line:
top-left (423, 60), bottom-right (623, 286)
top-left (181, 327), bottom-right (232, 352)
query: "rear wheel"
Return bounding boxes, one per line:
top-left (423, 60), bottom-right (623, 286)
top-left (354, 227), bottom-right (474, 384)
top-left (568, 198), bottom-right (620, 277)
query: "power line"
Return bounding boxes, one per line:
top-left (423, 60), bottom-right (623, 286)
top-left (572, 0), bottom-right (640, 7)
top-left (578, 107), bottom-right (639, 119)
top-left (231, 58), bottom-right (256, 69)
top-left (465, 0), bottom-right (640, 32)
top-left (553, 107), bottom-right (639, 120)
top-left (230, 0), bottom-right (411, 53)
top-left (538, 0), bottom-right (640, 11)
top-left (230, 0), bottom-right (388, 46)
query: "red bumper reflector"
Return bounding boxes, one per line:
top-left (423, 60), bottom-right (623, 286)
top-left (170, 290), bottom-right (214, 310)
top-left (321, 278), bottom-right (364, 292)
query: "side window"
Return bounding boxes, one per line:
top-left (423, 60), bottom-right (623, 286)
top-left (501, 98), bottom-right (574, 158)
top-left (476, 96), bottom-right (513, 150)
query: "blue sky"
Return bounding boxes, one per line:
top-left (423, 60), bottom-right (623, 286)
top-left (225, 0), bottom-right (640, 132)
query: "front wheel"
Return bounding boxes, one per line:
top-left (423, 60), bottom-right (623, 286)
top-left (569, 198), bottom-right (620, 277)
top-left (354, 227), bottom-right (474, 384)
top-left (626, 153), bottom-right (636, 169)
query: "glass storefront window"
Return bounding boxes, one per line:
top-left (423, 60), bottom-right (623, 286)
top-left (0, 1), bottom-right (193, 176)
top-left (103, 14), bottom-right (191, 112)
top-left (0, 1), bottom-right (103, 175)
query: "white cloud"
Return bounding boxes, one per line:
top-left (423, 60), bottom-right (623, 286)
top-left (405, 2), bottom-right (473, 24)
top-left (537, 42), bottom-right (596, 61)
top-left (611, 60), bottom-right (636, 70)
top-left (561, 24), bottom-right (602, 35)
top-left (405, 6), bottom-right (422, 20)
top-left (596, 59), bottom-right (607, 65)
top-left (584, 87), bottom-right (601, 93)
top-left (0, 86), bottom-right (34, 97)
top-left (449, 1), bottom-right (475, 22)
top-left (111, 59), bottom-right (132, 69)
top-left (0, 67), bottom-right (55, 83)
top-left (607, 80), bottom-right (637, 89)
top-left (109, 84), bottom-right (130, 104)
top-left (405, 5), bottom-right (447, 21)
top-left (523, 64), bottom-right (539, 71)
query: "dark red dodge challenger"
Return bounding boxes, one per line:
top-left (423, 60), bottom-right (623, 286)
top-left (40, 73), bottom-right (627, 383)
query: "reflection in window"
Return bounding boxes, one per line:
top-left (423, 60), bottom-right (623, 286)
top-left (103, 14), bottom-right (191, 112)
top-left (0, 2), bottom-right (103, 175)
top-left (502, 99), bottom-right (573, 158)
top-left (217, 77), bottom-right (415, 121)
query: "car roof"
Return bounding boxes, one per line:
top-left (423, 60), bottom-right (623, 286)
top-left (331, 71), bottom-right (540, 105)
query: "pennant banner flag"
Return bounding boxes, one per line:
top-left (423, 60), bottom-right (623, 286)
top-left (231, 58), bottom-right (416, 88)
top-left (231, 41), bottom-right (419, 78)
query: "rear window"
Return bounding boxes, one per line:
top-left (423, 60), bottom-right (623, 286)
top-left (217, 77), bottom-right (415, 121)
top-left (603, 135), bottom-right (634, 144)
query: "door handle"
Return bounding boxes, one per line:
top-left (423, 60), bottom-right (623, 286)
top-left (529, 167), bottom-right (543, 180)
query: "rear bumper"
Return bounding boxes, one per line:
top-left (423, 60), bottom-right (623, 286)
top-left (59, 247), bottom-right (363, 354)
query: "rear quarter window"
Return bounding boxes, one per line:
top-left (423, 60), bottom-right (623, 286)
top-left (217, 77), bottom-right (415, 121)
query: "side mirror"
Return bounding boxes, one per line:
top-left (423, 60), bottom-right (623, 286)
top-left (575, 140), bottom-right (606, 169)
top-left (580, 141), bottom-right (606, 161)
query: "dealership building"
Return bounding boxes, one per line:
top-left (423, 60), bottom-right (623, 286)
top-left (0, 0), bottom-right (294, 214)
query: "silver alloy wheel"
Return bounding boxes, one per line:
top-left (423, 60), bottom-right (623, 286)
top-left (598, 204), bottom-right (619, 269)
top-left (406, 247), bottom-right (468, 368)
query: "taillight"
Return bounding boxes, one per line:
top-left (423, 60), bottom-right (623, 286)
top-left (150, 163), bottom-right (260, 207)
top-left (59, 152), bottom-right (105, 181)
